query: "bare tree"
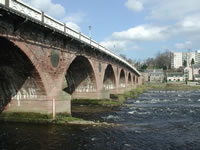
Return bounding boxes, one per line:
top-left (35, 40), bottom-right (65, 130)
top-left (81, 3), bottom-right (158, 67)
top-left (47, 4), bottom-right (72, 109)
top-left (154, 50), bottom-right (171, 70)
top-left (146, 58), bottom-right (155, 68)
top-left (119, 54), bottom-right (127, 60)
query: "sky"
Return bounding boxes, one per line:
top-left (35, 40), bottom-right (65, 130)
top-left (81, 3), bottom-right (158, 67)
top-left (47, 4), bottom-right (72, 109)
top-left (23, 0), bottom-right (200, 61)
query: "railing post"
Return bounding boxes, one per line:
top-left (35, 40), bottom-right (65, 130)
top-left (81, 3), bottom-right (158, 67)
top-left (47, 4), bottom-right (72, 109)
top-left (5, 0), bottom-right (9, 7)
top-left (79, 32), bottom-right (81, 40)
top-left (41, 11), bottom-right (44, 24)
top-left (64, 23), bottom-right (66, 33)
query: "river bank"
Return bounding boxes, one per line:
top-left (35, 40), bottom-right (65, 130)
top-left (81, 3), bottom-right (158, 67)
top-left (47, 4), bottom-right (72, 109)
top-left (1, 83), bottom-right (200, 125)
top-left (0, 85), bottom-right (147, 125)
top-left (148, 82), bottom-right (200, 91)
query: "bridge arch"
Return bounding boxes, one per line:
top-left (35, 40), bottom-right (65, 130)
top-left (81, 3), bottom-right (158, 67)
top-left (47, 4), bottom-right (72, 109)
top-left (127, 72), bottom-right (131, 87)
top-left (119, 69), bottom-right (126, 88)
top-left (133, 75), bottom-right (136, 84)
top-left (64, 56), bottom-right (97, 94)
top-left (103, 64), bottom-right (116, 90)
top-left (136, 76), bottom-right (139, 84)
top-left (0, 37), bottom-right (46, 112)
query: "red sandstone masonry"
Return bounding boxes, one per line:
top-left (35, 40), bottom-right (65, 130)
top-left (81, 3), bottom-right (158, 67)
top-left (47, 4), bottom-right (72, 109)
top-left (0, 16), bottom-right (141, 115)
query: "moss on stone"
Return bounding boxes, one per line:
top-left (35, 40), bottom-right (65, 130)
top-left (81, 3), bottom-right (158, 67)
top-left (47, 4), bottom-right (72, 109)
top-left (0, 112), bottom-right (84, 124)
top-left (54, 114), bottom-right (83, 124)
top-left (0, 112), bottom-right (50, 119)
top-left (0, 112), bottom-right (53, 124)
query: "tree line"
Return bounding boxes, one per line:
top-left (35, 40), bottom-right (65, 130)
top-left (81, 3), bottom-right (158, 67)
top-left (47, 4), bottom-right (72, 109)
top-left (120, 50), bottom-right (171, 72)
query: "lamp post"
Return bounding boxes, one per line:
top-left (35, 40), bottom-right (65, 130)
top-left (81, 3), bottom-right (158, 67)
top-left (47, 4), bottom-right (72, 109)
top-left (89, 25), bottom-right (92, 38)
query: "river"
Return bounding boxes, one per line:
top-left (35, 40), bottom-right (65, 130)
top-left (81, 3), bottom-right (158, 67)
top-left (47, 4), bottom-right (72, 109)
top-left (1, 90), bottom-right (200, 150)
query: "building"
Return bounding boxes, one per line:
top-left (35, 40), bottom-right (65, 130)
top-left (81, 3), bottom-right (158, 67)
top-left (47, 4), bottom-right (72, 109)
top-left (167, 72), bottom-right (185, 82)
top-left (195, 50), bottom-right (200, 64)
top-left (171, 52), bottom-right (183, 69)
top-left (171, 51), bottom-right (196, 69)
top-left (184, 64), bottom-right (200, 81)
top-left (142, 72), bottom-right (149, 83)
top-left (143, 69), bottom-right (164, 83)
top-left (183, 52), bottom-right (195, 67)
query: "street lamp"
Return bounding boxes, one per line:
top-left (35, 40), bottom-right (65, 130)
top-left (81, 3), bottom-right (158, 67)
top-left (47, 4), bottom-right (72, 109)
top-left (89, 25), bottom-right (92, 38)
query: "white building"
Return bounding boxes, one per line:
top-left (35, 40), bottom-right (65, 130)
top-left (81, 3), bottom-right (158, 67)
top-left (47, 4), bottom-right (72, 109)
top-left (167, 72), bottom-right (185, 82)
top-left (195, 50), bottom-right (200, 64)
top-left (171, 52), bottom-right (196, 69)
top-left (183, 52), bottom-right (195, 67)
top-left (171, 52), bottom-right (183, 69)
top-left (184, 64), bottom-right (200, 81)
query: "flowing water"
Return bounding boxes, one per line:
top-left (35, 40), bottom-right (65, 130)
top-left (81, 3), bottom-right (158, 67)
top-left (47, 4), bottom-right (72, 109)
top-left (1, 90), bottom-right (200, 150)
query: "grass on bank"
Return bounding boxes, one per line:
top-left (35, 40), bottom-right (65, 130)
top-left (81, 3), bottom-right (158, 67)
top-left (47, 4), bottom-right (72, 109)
top-left (0, 112), bottom-right (83, 124)
top-left (146, 83), bottom-right (200, 91)
top-left (123, 85), bottom-right (149, 99)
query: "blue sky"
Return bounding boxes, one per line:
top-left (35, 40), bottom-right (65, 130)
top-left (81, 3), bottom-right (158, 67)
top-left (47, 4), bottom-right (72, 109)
top-left (23, 0), bottom-right (200, 61)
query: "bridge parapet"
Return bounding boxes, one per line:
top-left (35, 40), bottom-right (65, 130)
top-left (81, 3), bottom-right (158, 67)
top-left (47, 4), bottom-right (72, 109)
top-left (0, 0), bottom-right (140, 76)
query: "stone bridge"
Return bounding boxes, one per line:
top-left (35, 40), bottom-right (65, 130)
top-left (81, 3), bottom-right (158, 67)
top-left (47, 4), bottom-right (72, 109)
top-left (0, 0), bottom-right (142, 116)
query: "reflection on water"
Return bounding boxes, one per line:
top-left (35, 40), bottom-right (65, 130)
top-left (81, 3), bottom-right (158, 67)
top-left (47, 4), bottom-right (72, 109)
top-left (1, 90), bottom-right (200, 150)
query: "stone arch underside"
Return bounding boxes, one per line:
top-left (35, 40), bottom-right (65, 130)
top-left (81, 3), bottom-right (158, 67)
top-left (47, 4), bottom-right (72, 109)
top-left (127, 73), bottom-right (131, 87)
top-left (0, 37), bottom-right (46, 113)
top-left (133, 75), bottom-right (136, 84)
top-left (64, 56), bottom-right (97, 94)
top-left (103, 64), bottom-right (116, 90)
top-left (136, 76), bottom-right (139, 83)
top-left (119, 69), bottom-right (126, 88)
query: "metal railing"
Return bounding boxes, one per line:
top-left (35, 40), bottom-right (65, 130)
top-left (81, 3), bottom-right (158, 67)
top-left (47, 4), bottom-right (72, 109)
top-left (0, 0), bottom-right (141, 76)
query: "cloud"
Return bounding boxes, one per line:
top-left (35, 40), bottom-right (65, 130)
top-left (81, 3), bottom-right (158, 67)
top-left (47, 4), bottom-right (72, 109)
top-left (100, 24), bottom-right (169, 53)
top-left (23, 0), bottom-right (65, 18)
top-left (169, 13), bottom-right (200, 42)
top-left (62, 12), bottom-right (85, 24)
top-left (101, 10), bottom-right (200, 52)
top-left (175, 41), bottom-right (192, 49)
top-left (62, 12), bottom-right (86, 31)
top-left (111, 25), bottom-right (168, 41)
top-left (125, 0), bottom-right (144, 12)
top-left (179, 14), bottom-right (200, 31)
top-left (23, 0), bottom-right (85, 31)
top-left (146, 0), bottom-right (200, 21)
top-left (65, 22), bottom-right (80, 31)
top-left (100, 40), bottom-right (127, 51)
